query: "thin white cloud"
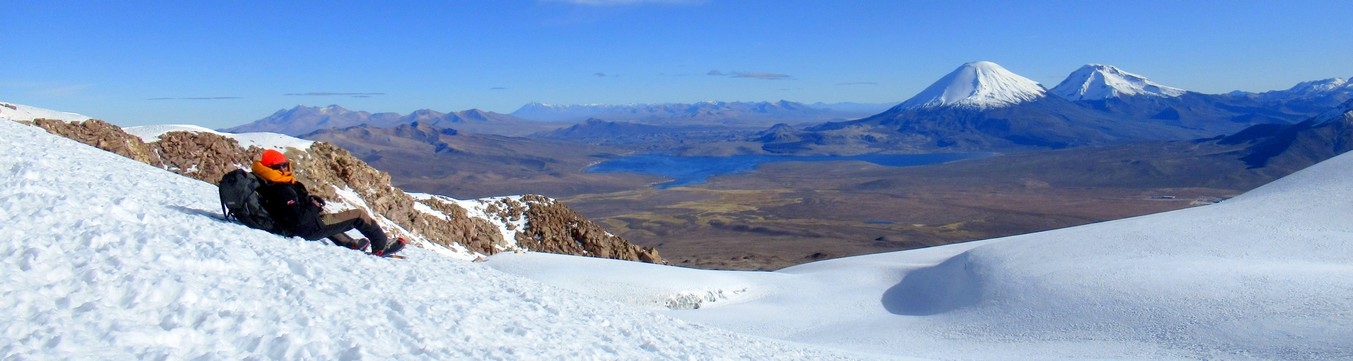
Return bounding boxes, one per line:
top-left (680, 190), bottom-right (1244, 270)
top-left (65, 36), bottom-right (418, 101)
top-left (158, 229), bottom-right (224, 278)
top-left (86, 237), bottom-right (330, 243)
top-left (731, 72), bottom-right (791, 80)
top-left (147, 96), bottom-right (243, 101)
top-left (707, 70), bottom-right (792, 80)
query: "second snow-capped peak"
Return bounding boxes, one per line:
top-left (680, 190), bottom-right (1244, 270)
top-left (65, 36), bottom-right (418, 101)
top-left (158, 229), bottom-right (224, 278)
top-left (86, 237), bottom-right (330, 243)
top-left (1050, 64), bottom-right (1185, 101)
top-left (898, 61), bottom-right (1047, 110)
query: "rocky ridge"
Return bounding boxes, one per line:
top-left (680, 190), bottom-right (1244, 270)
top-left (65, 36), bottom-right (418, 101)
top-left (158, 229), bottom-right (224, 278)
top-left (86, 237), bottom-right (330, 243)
top-left (20, 115), bottom-right (663, 264)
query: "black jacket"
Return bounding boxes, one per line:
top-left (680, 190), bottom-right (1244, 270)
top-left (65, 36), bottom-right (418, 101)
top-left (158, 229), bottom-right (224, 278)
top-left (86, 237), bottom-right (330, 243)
top-left (257, 180), bottom-right (324, 238)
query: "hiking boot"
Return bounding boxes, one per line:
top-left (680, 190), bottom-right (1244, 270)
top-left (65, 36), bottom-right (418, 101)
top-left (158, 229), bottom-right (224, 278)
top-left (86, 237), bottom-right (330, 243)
top-left (373, 237), bottom-right (408, 257)
top-left (345, 238), bottom-right (371, 252)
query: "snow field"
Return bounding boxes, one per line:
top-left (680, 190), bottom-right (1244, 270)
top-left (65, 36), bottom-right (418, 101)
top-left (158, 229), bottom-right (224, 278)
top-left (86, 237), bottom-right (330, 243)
top-left (485, 253), bottom-right (773, 311)
top-left (0, 120), bottom-right (860, 360)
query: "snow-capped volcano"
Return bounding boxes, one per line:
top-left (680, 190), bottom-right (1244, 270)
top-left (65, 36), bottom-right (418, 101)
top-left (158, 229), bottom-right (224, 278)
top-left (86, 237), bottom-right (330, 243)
top-left (897, 61), bottom-right (1047, 110)
top-left (1051, 64), bottom-right (1186, 101)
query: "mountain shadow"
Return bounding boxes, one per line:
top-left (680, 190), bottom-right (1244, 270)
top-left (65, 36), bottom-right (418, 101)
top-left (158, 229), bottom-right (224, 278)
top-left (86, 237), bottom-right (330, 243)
top-left (1221, 100), bottom-right (1353, 169)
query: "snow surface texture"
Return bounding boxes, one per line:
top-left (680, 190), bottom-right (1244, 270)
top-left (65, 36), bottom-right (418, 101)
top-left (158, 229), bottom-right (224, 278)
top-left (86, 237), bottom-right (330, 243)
top-left (897, 61), bottom-right (1047, 110)
top-left (0, 120), bottom-right (860, 360)
top-left (7, 102), bottom-right (1353, 359)
top-left (1050, 64), bottom-right (1187, 100)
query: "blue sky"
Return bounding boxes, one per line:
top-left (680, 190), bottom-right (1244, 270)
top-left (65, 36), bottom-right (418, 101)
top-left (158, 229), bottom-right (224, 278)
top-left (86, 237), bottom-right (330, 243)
top-left (4, 0), bottom-right (1351, 129)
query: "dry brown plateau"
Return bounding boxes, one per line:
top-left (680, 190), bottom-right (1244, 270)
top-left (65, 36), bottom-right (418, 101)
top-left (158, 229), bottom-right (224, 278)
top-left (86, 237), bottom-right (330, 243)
top-left (557, 141), bottom-right (1289, 270)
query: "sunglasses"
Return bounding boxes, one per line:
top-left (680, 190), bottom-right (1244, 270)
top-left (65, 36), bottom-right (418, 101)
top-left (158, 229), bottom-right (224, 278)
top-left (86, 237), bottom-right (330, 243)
top-left (270, 161), bottom-right (291, 171)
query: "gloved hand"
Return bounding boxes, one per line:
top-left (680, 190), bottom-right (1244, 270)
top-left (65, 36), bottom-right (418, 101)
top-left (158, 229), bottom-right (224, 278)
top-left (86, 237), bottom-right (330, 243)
top-left (308, 195), bottom-right (326, 207)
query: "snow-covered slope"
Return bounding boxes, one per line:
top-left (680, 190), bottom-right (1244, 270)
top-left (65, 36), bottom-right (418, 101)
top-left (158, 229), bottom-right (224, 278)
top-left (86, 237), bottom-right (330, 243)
top-left (0, 101), bottom-right (92, 123)
top-left (488, 149), bottom-right (1353, 359)
top-left (1280, 77), bottom-right (1350, 97)
top-left (511, 100), bottom-right (858, 124)
top-left (897, 61), bottom-right (1047, 110)
top-left (0, 119), bottom-right (861, 360)
top-left (1050, 64), bottom-right (1187, 100)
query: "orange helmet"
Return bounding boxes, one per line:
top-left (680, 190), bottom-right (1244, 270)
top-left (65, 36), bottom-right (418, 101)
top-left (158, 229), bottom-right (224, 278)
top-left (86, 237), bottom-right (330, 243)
top-left (260, 149), bottom-right (288, 167)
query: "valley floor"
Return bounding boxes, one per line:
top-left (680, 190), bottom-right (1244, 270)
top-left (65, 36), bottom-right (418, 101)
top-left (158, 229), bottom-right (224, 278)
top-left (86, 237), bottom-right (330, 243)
top-left (562, 142), bottom-right (1274, 270)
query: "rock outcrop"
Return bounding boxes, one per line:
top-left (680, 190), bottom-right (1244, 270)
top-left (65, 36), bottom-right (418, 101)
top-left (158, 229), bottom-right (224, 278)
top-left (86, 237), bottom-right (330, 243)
top-left (19, 118), bottom-right (665, 264)
top-left (32, 119), bottom-right (163, 165)
top-left (510, 195), bottom-right (665, 263)
top-left (152, 131), bottom-right (252, 181)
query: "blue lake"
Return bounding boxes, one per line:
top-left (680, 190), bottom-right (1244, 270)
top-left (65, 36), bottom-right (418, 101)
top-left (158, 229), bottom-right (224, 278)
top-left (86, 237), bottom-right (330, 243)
top-left (587, 153), bottom-right (993, 189)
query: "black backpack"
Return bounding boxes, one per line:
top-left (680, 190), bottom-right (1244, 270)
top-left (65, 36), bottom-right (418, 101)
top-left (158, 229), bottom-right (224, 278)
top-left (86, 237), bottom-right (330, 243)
top-left (218, 169), bottom-right (285, 235)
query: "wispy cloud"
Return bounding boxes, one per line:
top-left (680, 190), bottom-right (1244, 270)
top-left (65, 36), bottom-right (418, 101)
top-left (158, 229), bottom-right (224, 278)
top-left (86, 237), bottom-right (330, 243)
top-left (732, 72), bottom-right (791, 80)
top-left (147, 96), bottom-right (243, 101)
top-left (284, 92), bottom-right (386, 97)
top-left (708, 70), bottom-right (792, 80)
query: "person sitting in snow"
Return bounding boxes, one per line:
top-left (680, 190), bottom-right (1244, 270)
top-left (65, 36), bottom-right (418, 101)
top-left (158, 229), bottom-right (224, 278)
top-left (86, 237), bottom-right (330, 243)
top-left (252, 149), bottom-right (406, 256)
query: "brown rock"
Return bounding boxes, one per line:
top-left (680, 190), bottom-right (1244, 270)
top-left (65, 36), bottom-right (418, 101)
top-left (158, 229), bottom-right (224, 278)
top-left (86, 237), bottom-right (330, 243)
top-left (511, 194), bottom-right (666, 264)
top-left (152, 131), bottom-right (253, 183)
top-left (33, 119), bottom-right (162, 166)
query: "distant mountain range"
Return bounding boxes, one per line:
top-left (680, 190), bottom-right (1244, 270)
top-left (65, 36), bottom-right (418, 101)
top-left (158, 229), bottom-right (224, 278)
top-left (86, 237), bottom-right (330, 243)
top-left (509, 100), bottom-right (889, 125)
top-left (224, 100), bottom-right (887, 137)
top-left (222, 105), bottom-right (558, 137)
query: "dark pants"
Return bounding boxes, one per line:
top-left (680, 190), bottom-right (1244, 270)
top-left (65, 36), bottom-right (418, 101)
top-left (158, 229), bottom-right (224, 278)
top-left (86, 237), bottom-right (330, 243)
top-left (303, 209), bottom-right (389, 252)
